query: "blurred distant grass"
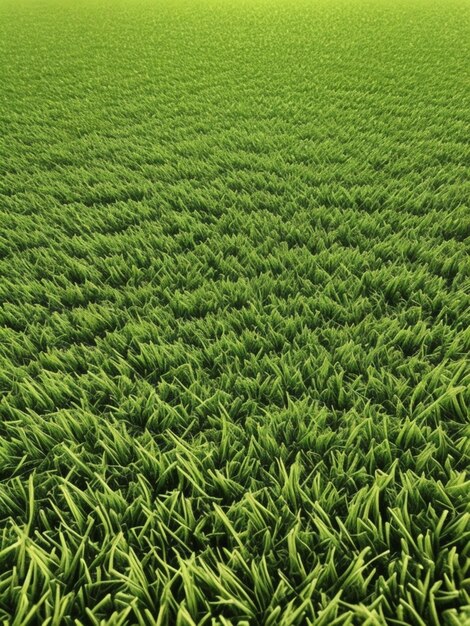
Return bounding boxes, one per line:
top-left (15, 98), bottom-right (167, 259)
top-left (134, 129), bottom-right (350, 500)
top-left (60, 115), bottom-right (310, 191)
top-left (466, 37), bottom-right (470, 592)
top-left (0, 0), bottom-right (469, 624)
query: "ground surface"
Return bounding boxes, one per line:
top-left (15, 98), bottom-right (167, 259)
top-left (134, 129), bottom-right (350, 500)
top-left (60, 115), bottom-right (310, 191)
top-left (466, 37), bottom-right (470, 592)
top-left (0, 0), bottom-right (469, 624)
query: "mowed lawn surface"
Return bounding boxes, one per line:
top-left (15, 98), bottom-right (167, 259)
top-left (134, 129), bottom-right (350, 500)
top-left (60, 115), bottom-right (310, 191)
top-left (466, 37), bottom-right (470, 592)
top-left (0, 0), bottom-right (469, 624)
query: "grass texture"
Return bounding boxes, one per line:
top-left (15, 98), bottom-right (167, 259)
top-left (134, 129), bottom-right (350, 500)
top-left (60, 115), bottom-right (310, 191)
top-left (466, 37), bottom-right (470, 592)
top-left (0, 0), bottom-right (469, 623)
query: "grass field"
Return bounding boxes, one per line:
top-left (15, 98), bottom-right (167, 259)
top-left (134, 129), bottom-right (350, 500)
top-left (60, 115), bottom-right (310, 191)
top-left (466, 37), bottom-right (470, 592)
top-left (0, 0), bottom-right (469, 623)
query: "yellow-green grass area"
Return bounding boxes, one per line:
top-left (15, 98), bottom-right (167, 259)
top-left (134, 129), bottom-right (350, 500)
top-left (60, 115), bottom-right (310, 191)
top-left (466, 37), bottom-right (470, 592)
top-left (0, 0), bottom-right (469, 623)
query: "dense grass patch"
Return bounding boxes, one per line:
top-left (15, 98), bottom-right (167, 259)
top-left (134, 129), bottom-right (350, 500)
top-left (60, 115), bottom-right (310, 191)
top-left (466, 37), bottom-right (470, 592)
top-left (0, 0), bottom-right (469, 623)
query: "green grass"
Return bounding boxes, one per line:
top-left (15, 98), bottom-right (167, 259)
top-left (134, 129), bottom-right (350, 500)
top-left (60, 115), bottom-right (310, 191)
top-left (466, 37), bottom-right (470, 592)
top-left (0, 0), bottom-right (469, 623)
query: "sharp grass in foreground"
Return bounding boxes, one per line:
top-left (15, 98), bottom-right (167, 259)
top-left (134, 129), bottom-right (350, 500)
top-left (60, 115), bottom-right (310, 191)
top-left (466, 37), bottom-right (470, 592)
top-left (0, 0), bottom-right (469, 623)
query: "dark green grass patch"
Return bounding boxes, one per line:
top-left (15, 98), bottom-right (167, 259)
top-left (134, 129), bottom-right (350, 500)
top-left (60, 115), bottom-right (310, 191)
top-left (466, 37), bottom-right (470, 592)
top-left (0, 0), bottom-right (469, 623)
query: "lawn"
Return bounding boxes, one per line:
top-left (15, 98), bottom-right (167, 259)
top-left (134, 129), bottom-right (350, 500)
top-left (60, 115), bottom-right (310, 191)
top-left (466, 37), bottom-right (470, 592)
top-left (0, 0), bottom-right (469, 624)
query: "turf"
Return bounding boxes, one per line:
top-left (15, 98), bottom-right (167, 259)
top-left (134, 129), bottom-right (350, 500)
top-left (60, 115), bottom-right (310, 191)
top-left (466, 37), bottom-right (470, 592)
top-left (0, 0), bottom-right (469, 623)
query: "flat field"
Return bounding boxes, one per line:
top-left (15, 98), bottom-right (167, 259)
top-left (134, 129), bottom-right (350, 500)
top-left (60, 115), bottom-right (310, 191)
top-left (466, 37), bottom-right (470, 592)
top-left (0, 0), bottom-right (469, 624)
